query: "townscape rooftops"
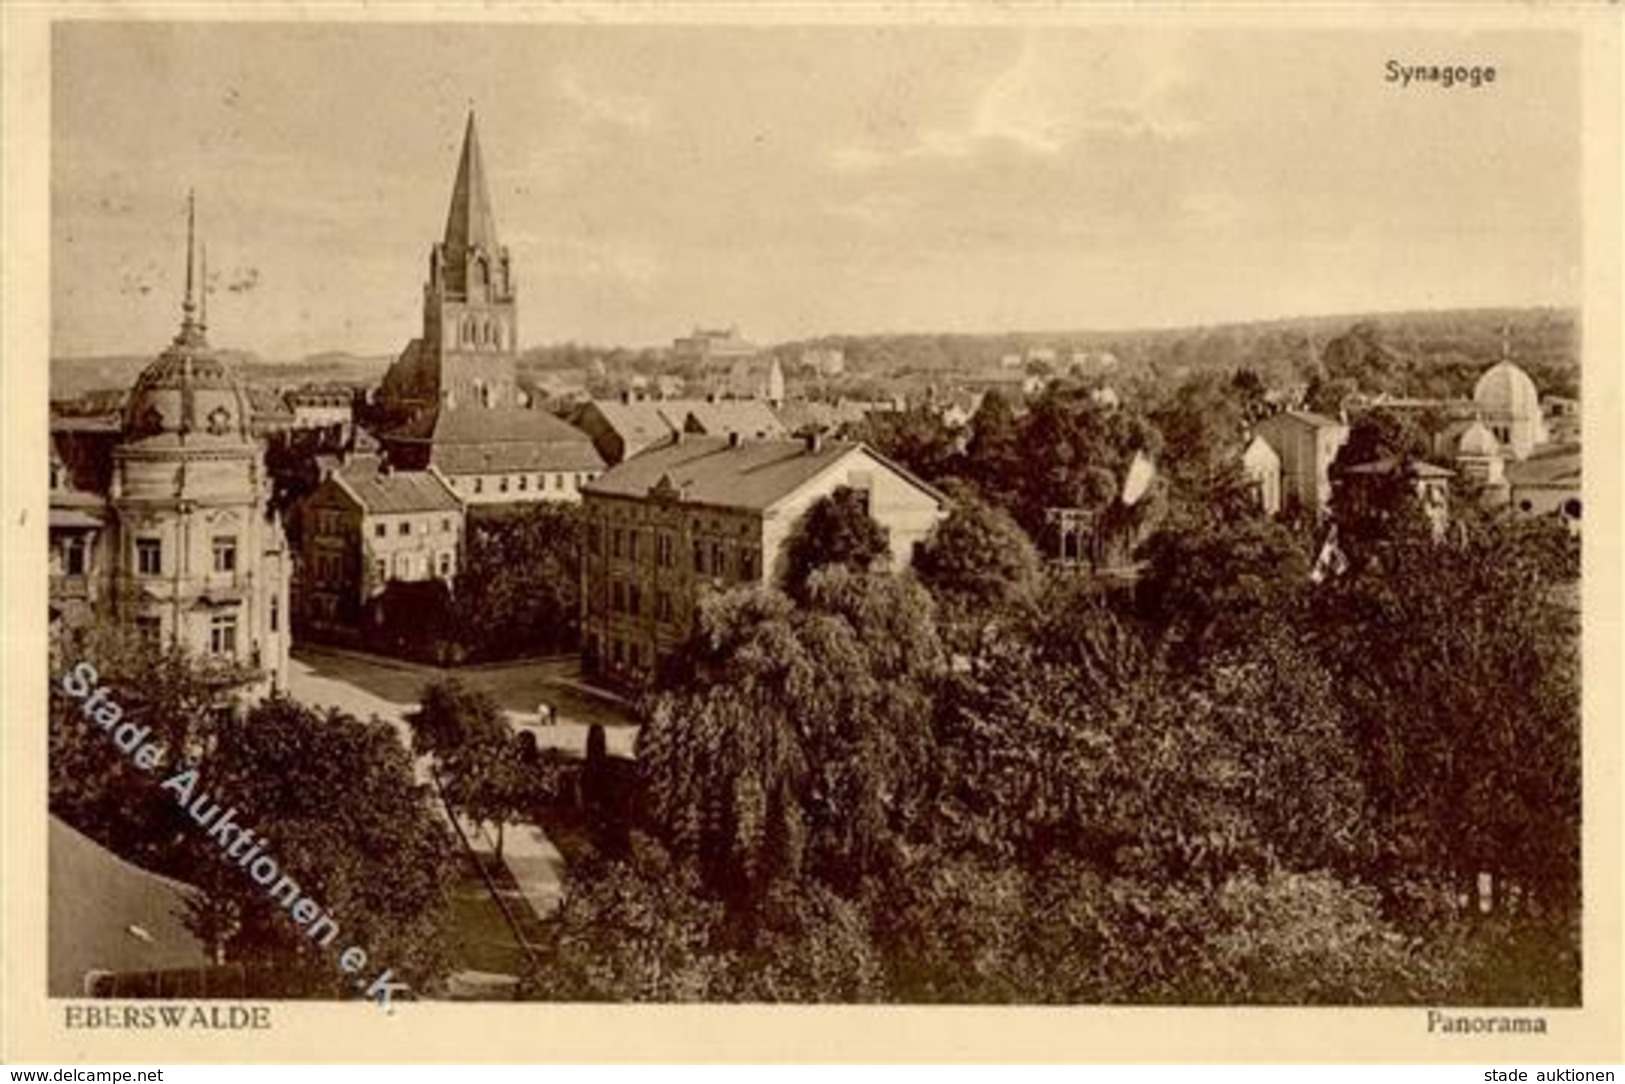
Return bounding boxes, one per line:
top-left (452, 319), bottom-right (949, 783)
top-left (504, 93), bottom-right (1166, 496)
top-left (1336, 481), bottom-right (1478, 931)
top-left (385, 403), bottom-right (606, 475)
top-left (1264, 408), bottom-right (1346, 430)
top-left (1505, 442), bottom-right (1581, 487)
top-left (333, 458), bottom-right (462, 515)
top-left (586, 435), bottom-right (880, 511)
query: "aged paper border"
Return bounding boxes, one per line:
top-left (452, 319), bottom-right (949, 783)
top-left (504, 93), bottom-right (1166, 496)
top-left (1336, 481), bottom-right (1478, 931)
top-left (3, 0), bottom-right (1620, 1064)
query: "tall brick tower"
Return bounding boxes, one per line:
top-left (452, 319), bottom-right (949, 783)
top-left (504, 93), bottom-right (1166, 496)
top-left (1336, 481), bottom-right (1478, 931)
top-left (380, 112), bottom-right (520, 414)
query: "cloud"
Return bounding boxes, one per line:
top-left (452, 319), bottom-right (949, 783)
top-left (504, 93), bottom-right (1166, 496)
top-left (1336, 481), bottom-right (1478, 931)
top-left (831, 30), bottom-right (1199, 172)
top-left (554, 65), bottom-right (658, 132)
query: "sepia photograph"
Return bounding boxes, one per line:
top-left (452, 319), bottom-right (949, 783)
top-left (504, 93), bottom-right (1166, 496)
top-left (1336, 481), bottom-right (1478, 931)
top-left (5, 2), bottom-right (1622, 1067)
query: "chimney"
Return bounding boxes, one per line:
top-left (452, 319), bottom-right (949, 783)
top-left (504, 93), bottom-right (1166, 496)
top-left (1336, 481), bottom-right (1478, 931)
top-left (620, 390), bottom-right (633, 405)
top-left (804, 430), bottom-right (823, 454)
top-left (728, 431), bottom-right (742, 448)
top-left (673, 429), bottom-right (686, 446)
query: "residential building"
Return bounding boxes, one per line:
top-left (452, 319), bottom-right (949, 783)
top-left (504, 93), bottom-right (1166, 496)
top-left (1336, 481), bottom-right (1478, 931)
top-left (579, 433), bottom-right (947, 686)
top-left (1506, 443), bottom-right (1581, 532)
top-left (1254, 409), bottom-right (1350, 514)
top-left (294, 458), bottom-right (463, 632)
top-left (380, 402), bottom-right (604, 505)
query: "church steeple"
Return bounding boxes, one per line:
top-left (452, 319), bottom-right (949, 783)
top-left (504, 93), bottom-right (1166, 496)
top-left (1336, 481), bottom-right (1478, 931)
top-left (443, 111), bottom-right (500, 255)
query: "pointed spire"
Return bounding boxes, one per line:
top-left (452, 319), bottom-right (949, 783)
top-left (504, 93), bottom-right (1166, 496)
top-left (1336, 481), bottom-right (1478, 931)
top-left (174, 190), bottom-right (206, 346)
top-left (183, 190), bottom-right (197, 321)
top-left (200, 241), bottom-right (209, 332)
top-left (442, 111), bottom-right (499, 254)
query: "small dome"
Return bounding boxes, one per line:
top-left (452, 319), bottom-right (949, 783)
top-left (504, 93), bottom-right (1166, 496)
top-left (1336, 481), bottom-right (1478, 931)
top-left (122, 327), bottom-right (254, 446)
top-left (1473, 360), bottom-right (1541, 421)
top-left (1456, 420), bottom-right (1500, 458)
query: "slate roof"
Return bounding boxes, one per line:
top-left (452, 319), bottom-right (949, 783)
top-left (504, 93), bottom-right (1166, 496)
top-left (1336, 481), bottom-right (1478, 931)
top-left (584, 436), bottom-right (868, 511)
top-left (333, 459), bottom-right (462, 515)
top-left (384, 404), bottom-right (604, 475)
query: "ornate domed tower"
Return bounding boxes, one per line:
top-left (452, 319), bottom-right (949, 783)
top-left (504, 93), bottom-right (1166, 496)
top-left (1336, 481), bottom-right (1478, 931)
top-left (110, 195), bottom-right (290, 698)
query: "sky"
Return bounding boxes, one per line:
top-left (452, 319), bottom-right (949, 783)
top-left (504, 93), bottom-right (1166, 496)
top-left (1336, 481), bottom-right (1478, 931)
top-left (51, 21), bottom-right (1581, 359)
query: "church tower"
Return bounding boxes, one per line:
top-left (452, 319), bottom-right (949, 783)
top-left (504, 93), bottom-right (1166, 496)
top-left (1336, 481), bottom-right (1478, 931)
top-left (380, 112), bottom-right (520, 414)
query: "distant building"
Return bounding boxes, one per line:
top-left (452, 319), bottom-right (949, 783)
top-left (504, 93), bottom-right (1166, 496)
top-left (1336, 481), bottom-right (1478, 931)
top-left (671, 326), bottom-right (760, 366)
top-left (579, 433), bottom-right (947, 687)
top-left (283, 383), bottom-right (356, 442)
top-left (1340, 458), bottom-right (1454, 539)
top-left (802, 347), bottom-right (845, 376)
top-left (294, 458), bottom-right (464, 633)
top-left (1241, 434), bottom-right (1283, 515)
top-left (49, 196), bottom-right (290, 700)
top-left (1254, 409), bottom-right (1350, 514)
top-left (1506, 443), bottom-right (1581, 533)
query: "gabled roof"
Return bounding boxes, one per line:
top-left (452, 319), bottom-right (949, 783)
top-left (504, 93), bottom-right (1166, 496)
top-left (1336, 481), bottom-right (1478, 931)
top-left (443, 112), bottom-right (499, 255)
top-left (49, 817), bottom-right (208, 997)
top-left (332, 459), bottom-right (462, 516)
top-left (384, 404), bottom-right (604, 475)
top-left (680, 399), bottom-right (786, 439)
top-left (584, 436), bottom-right (936, 512)
top-left (1261, 409), bottom-right (1345, 430)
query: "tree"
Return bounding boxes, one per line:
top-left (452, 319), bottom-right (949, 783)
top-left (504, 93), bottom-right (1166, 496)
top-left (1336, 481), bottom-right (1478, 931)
top-left (781, 487), bottom-right (892, 598)
top-left (847, 406), bottom-right (962, 484)
top-left (913, 492), bottom-right (1041, 649)
top-left (407, 678), bottom-right (529, 858)
top-left (963, 390), bottom-right (1023, 504)
top-left (49, 621), bottom-right (254, 878)
top-left (185, 696), bottom-right (457, 997)
top-left (452, 502), bottom-right (583, 660)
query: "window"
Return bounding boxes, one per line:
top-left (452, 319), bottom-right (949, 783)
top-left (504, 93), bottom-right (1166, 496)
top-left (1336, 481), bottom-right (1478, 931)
top-left (270, 595), bottom-right (280, 633)
top-left (375, 523), bottom-right (387, 538)
top-left (136, 537), bottom-right (162, 576)
top-left (740, 547), bottom-right (758, 580)
top-left (399, 521), bottom-right (411, 536)
top-left (656, 590), bottom-right (672, 622)
top-left (657, 532), bottom-right (673, 568)
top-left (442, 518), bottom-right (452, 533)
top-left (628, 530), bottom-right (640, 562)
top-left (711, 542), bottom-right (725, 577)
top-left (611, 581), bottom-right (624, 612)
top-left (438, 551), bottom-right (453, 577)
top-left (63, 535), bottom-right (88, 576)
top-left (499, 476), bottom-right (509, 493)
top-left (629, 584), bottom-right (641, 616)
top-left (50, 461), bottom-right (63, 490)
top-left (613, 529), bottom-right (625, 559)
top-left (136, 616), bottom-right (161, 652)
top-left (374, 559), bottom-right (387, 583)
top-left (554, 473), bottom-right (565, 490)
top-left (474, 477), bottom-right (484, 495)
top-left (588, 523), bottom-right (602, 553)
top-left (518, 475), bottom-right (528, 491)
top-left (212, 535), bottom-right (237, 573)
top-left (209, 613), bottom-right (238, 656)
top-left (693, 539), bottom-right (706, 574)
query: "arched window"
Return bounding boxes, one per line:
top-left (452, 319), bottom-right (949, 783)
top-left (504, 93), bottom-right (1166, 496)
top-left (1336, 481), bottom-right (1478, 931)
top-left (463, 316), bottom-right (476, 345)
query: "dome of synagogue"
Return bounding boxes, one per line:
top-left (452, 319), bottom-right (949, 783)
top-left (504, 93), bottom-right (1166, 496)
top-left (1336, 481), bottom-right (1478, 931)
top-left (1456, 420), bottom-right (1500, 458)
top-left (1473, 360), bottom-right (1541, 422)
top-left (122, 324), bottom-right (255, 448)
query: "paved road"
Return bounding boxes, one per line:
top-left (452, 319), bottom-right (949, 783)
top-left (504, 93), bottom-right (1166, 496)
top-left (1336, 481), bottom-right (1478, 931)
top-left (289, 645), bottom-right (639, 758)
top-left (284, 645), bottom-right (617, 932)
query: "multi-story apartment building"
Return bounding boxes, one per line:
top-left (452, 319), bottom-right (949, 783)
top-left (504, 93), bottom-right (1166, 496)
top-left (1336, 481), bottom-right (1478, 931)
top-left (294, 459), bottom-right (464, 632)
top-left (579, 433), bottom-right (946, 687)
